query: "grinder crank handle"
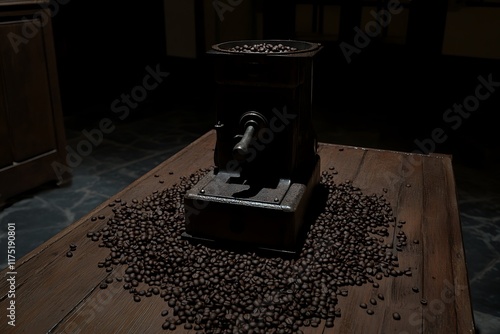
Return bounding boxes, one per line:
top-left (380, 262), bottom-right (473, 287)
top-left (233, 122), bottom-right (256, 158)
top-left (232, 111), bottom-right (268, 161)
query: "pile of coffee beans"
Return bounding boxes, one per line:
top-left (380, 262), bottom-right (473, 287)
top-left (227, 43), bottom-right (298, 53)
top-left (88, 169), bottom-right (407, 333)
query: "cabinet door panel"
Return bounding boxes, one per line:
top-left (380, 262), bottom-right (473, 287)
top-left (0, 78), bottom-right (13, 168)
top-left (0, 19), bottom-right (57, 162)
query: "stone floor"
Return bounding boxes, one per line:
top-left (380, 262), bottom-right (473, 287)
top-left (0, 99), bottom-right (499, 333)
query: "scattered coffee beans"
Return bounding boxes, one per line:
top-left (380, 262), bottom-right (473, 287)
top-left (88, 169), bottom-right (409, 332)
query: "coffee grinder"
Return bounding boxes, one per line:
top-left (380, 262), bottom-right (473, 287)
top-left (183, 40), bottom-right (323, 254)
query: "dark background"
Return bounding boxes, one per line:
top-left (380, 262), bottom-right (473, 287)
top-left (51, 0), bottom-right (500, 167)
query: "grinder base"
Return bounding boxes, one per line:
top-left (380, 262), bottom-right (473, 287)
top-left (183, 156), bottom-right (320, 255)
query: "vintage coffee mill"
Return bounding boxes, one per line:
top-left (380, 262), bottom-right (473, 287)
top-left (184, 40), bottom-right (323, 254)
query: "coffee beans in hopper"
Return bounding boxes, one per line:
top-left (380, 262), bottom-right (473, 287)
top-left (228, 43), bottom-right (298, 53)
top-left (88, 169), bottom-right (408, 332)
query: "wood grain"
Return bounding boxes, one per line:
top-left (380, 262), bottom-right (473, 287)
top-left (0, 131), bottom-right (475, 333)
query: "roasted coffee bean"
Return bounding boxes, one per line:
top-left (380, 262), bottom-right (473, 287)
top-left (87, 169), bottom-right (410, 332)
top-left (91, 217), bottom-right (97, 222)
top-left (69, 243), bottom-right (77, 251)
top-left (370, 298), bottom-right (377, 305)
top-left (228, 43), bottom-right (298, 53)
top-left (377, 293), bottom-right (384, 300)
top-left (98, 215), bottom-right (105, 220)
top-left (105, 277), bottom-right (114, 284)
top-left (412, 286), bottom-right (419, 293)
top-left (367, 309), bottom-right (374, 315)
top-left (420, 299), bottom-right (428, 305)
top-left (66, 251), bottom-right (73, 258)
top-left (393, 312), bottom-right (401, 320)
top-left (100, 283), bottom-right (108, 289)
top-left (161, 310), bottom-right (169, 317)
top-left (359, 303), bottom-right (367, 309)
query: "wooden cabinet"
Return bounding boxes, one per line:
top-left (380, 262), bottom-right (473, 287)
top-left (0, 0), bottom-right (68, 205)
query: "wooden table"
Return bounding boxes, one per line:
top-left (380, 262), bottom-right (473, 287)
top-left (0, 130), bottom-right (475, 333)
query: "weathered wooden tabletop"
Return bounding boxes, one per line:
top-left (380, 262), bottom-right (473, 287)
top-left (0, 130), bottom-right (475, 333)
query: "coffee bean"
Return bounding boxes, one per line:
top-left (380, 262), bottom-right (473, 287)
top-left (227, 42), bottom-right (299, 53)
top-left (359, 303), bottom-right (367, 309)
top-left (100, 283), bottom-right (108, 289)
top-left (69, 243), bottom-right (77, 251)
top-left (420, 299), bottom-right (428, 305)
top-left (66, 251), bottom-right (73, 258)
top-left (367, 309), bottom-right (374, 315)
top-left (134, 296), bottom-right (141, 302)
top-left (412, 286), bottom-right (419, 293)
top-left (91, 217), bottom-right (97, 222)
top-left (98, 215), bottom-right (105, 220)
top-left (105, 277), bottom-right (113, 284)
top-left (161, 310), bottom-right (169, 316)
top-left (377, 293), bottom-right (384, 300)
top-left (88, 169), bottom-right (410, 332)
top-left (393, 312), bottom-right (401, 320)
top-left (370, 298), bottom-right (377, 305)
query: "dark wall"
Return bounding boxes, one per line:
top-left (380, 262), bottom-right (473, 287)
top-left (52, 1), bottom-right (166, 113)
